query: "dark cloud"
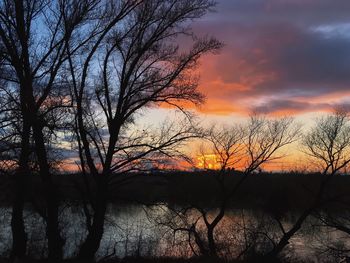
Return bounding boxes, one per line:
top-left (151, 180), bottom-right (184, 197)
top-left (253, 99), bottom-right (350, 115)
top-left (253, 99), bottom-right (329, 114)
top-left (239, 26), bottom-right (350, 98)
top-left (192, 0), bottom-right (350, 114)
top-left (206, 0), bottom-right (350, 27)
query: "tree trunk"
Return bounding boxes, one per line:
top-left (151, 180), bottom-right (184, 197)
top-left (264, 180), bottom-right (328, 260)
top-left (46, 188), bottom-right (63, 261)
top-left (11, 174), bottom-right (27, 260)
top-left (11, 97), bottom-right (31, 260)
top-left (78, 187), bottom-right (107, 261)
top-left (264, 208), bottom-right (313, 260)
top-left (207, 227), bottom-right (217, 257)
top-left (32, 121), bottom-right (64, 261)
top-left (206, 203), bottom-right (226, 257)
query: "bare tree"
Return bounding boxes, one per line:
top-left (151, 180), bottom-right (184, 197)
top-left (263, 109), bottom-right (350, 260)
top-left (158, 115), bottom-right (300, 258)
top-left (0, 0), bottom-right (99, 260)
top-left (0, 83), bottom-right (29, 261)
top-left (64, 0), bottom-right (222, 260)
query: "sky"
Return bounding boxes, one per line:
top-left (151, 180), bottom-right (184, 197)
top-left (137, 0), bottom-right (350, 171)
top-left (62, 0), bottom-right (350, 172)
top-left (185, 0), bottom-right (350, 117)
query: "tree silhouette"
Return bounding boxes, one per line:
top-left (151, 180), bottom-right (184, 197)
top-left (0, 0), bottom-right (97, 260)
top-left (157, 115), bottom-right (300, 258)
top-left (63, 0), bottom-right (221, 260)
top-left (263, 109), bottom-right (350, 260)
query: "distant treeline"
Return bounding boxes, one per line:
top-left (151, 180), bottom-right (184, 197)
top-left (1, 171), bottom-right (349, 211)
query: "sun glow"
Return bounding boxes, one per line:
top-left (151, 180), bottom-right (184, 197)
top-left (196, 154), bottom-right (222, 170)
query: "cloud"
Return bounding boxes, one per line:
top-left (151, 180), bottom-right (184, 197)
top-left (190, 0), bottom-right (350, 115)
top-left (252, 99), bottom-right (329, 115)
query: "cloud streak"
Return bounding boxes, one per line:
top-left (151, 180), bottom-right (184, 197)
top-left (192, 0), bottom-right (350, 115)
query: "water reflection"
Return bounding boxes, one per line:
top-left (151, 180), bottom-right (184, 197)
top-left (0, 204), bottom-right (349, 262)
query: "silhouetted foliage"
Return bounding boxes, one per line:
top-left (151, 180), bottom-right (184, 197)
top-left (0, 1), bottom-right (349, 263)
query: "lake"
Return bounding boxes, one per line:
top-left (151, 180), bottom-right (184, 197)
top-left (0, 203), bottom-right (349, 262)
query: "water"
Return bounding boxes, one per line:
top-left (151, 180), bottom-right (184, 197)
top-left (0, 204), bottom-right (349, 262)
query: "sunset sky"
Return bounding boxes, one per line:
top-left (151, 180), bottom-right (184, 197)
top-left (141, 0), bottom-right (350, 122)
top-left (140, 0), bottom-right (350, 170)
top-left (61, 0), bottom-right (350, 172)
top-left (189, 0), bottom-right (350, 117)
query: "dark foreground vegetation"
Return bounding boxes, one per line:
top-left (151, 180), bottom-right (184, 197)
top-left (0, 0), bottom-right (350, 262)
top-left (1, 171), bottom-right (350, 263)
top-left (1, 171), bottom-right (350, 211)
